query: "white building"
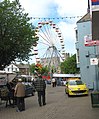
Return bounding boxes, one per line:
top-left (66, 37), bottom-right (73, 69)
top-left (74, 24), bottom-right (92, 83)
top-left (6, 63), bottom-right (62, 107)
top-left (4, 63), bottom-right (19, 73)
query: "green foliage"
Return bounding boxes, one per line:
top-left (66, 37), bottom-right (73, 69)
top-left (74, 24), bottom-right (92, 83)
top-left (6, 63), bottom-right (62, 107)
top-left (60, 54), bottom-right (80, 74)
top-left (30, 63), bottom-right (36, 74)
top-left (41, 66), bottom-right (49, 75)
top-left (30, 63), bottom-right (49, 75)
top-left (0, 0), bottom-right (38, 69)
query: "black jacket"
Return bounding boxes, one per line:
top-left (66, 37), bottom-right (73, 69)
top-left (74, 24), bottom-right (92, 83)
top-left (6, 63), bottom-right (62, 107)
top-left (34, 78), bottom-right (46, 91)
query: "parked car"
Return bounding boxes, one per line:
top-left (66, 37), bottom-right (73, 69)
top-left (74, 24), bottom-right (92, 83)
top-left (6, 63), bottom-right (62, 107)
top-left (24, 82), bottom-right (35, 97)
top-left (65, 80), bottom-right (88, 96)
top-left (46, 80), bottom-right (51, 84)
top-left (13, 75), bottom-right (36, 97)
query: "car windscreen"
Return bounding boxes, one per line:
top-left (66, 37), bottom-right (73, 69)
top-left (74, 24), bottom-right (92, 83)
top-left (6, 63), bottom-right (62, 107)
top-left (69, 80), bottom-right (83, 85)
top-left (76, 80), bottom-right (84, 85)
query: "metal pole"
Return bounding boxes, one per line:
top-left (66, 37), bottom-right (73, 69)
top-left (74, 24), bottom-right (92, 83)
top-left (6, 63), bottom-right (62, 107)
top-left (87, 0), bottom-right (90, 13)
top-left (94, 45), bottom-right (99, 91)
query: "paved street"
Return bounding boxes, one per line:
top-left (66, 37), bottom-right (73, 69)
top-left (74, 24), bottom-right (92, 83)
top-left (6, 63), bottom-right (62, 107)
top-left (0, 85), bottom-right (99, 119)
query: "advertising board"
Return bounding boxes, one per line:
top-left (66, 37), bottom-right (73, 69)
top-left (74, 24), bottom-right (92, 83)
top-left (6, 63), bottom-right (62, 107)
top-left (91, 0), bottom-right (99, 11)
top-left (84, 35), bottom-right (99, 46)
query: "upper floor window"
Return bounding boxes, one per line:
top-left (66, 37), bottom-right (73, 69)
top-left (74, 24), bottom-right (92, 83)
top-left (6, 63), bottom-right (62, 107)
top-left (75, 29), bottom-right (78, 42)
top-left (76, 49), bottom-right (80, 63)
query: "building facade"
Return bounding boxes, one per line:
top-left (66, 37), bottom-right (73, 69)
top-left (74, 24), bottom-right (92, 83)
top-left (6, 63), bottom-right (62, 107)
top-left (4, 63), bottom-right (30, 75)
top-left (75, 13), bottom-right (99, 90)
top-left (4, 63), bottom-right (19, 73)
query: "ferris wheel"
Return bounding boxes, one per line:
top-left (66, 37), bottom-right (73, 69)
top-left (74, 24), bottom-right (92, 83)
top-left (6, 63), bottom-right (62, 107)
top-left (33, 20), bottom-right (66, 71)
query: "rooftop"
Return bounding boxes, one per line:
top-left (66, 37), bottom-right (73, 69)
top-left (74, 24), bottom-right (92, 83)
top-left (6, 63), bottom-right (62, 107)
top-left (77, 12), bottom-right (91, 23)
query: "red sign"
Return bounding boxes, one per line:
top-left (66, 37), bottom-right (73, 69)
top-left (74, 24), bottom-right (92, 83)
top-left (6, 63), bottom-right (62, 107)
top-left (84, 35), bottom-right (99, 46)
top-left (42, 75), bottom-right (50, 80)
top-left (85, 40), bottom-right (99, 46)
top-left (91, 0), bottom-right (99, 5)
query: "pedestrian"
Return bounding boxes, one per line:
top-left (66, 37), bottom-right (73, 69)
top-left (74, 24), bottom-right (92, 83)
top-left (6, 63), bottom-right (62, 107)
top-left (6, 81), bottom-right (12, 107)
top-left (54, 78), bottom-right (57, 87)
top-left (6, 81), bottom-right (15, 107)
top-left (14, 78), bottom-right (25, 112)
top-left (52, 77), bottom-right (56, 87)
top-left (34, 74), bottom-right (46, 107)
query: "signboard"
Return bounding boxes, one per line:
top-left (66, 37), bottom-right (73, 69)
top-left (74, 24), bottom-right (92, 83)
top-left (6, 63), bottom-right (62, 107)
top-left (91, 0), bottom-right (99, 5)
top-left (84, 35), bottom-right (99, 46)
top-left (91, 0), bottom-right (99, 11)
top-left (90, 58), bottom-right (98, 65)
top-left (85, 40), bottom-right (99, 46)
top-left (42, 75), bottom-right (50, 80)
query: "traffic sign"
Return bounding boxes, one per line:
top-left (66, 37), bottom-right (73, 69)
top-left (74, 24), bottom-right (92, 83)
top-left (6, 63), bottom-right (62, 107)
top-left (90, 58), bottom-right (98, 65)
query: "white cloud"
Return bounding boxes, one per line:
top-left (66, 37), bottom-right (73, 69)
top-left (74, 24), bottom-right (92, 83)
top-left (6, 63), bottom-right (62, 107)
top-left (19, 0), bottom-right (88, 17)
top-left (58, 22), bottom-right (76, 40)
top-left (19, 0), bottom-right (54, 17)
top-left (57, 21), bottom-right (76, 54)
top-left (54, 0), bottom-right (88, 16)
top-left (15, 0), bottom-right (88, 63)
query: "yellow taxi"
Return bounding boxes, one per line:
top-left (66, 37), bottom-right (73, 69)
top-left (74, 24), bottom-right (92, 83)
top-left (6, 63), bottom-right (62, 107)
top-left (65, 80), bottom-right (88, 96)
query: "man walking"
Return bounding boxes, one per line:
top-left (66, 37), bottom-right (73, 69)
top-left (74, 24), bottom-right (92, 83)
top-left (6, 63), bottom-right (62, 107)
top-left (34, 74), bottom-right (46, 107)
top-left (52, 77), bottom-right (56, 87)
top-left (14, 78), bottom-right (25, 112)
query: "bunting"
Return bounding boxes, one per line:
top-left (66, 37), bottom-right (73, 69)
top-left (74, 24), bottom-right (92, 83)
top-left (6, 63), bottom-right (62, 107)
top-left (32, 16), bottom-right (82, 20)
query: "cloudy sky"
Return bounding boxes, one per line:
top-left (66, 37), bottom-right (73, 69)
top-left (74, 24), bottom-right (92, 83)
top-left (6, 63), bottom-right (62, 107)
top-left (14, 0), bottom-right (88, 63)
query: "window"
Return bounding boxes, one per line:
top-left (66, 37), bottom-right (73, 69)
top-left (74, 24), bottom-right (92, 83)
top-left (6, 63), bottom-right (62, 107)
top-left (76, 49), bottom-right (80, 63)
top-left (75, 28), bottom-right (78, 41)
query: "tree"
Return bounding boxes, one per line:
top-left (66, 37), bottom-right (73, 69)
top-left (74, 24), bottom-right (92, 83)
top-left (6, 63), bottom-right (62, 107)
top-left (0, 0), bottom-right (38, 69)
top-left (30, 63), bottom-right (36, 74)
top-left (30, 63), bottom-right (49, 75)
top-left (60, 54), bottom-right (80, 74)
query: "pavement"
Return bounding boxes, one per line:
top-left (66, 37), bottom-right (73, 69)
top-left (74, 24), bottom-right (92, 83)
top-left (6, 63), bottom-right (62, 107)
top-left (0, 85), bottom-right (99, 119)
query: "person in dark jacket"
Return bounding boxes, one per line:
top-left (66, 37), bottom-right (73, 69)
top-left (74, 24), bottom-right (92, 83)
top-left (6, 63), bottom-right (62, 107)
top-left (34, 74), bottom-right (46, 107)
top-left (6, 81), bottom-right (15, 107)
top-left (6, 81), bottom-right (12, 106)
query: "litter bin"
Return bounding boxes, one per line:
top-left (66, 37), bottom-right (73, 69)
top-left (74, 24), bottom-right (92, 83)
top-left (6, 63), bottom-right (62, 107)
top-left (91, 91), bottom-right (99, 108)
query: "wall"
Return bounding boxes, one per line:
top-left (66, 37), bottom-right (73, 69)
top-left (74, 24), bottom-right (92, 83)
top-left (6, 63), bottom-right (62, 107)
top-left (76, 20), bottom-right (97, 89)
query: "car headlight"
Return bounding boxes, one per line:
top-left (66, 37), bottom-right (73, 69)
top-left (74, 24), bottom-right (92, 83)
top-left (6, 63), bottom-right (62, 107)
top-left (83, 87), bottom-right (88, 90)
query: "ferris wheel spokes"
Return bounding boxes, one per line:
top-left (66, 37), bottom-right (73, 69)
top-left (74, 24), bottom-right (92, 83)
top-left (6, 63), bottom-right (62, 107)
top-left (38, 22), bottom-right (52, 45)
top-left (33, 20), bottom-right (66, 70)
